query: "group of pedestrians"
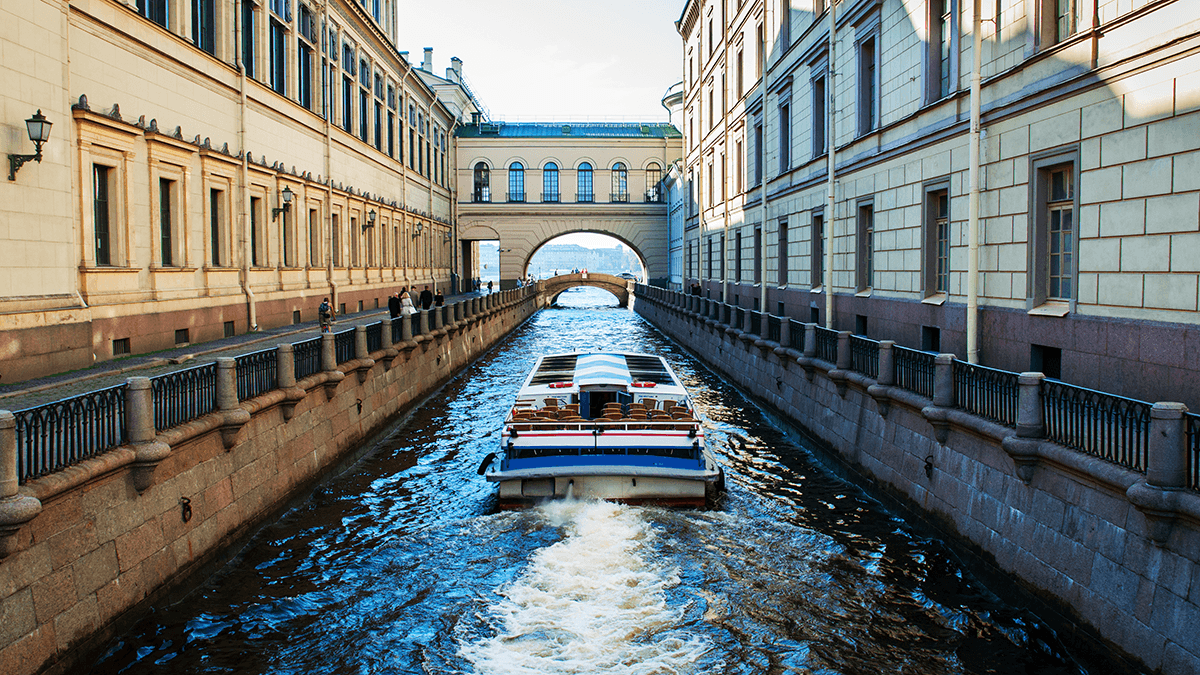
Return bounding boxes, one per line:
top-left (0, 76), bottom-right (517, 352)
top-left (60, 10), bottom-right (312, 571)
top-left (316, 284), bottom-right (448, 334)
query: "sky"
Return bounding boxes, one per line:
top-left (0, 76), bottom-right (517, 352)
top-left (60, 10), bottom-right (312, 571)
top-left (397, 0), bottom-right (685, 122)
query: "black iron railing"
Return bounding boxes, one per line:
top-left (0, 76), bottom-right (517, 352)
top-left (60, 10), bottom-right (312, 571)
top-left (893, 346), bottom-right (936, 398)
top-left (954, 361), bottom-right (1019, 427)
top-left (749, 311), bottom-right (762, 336)
top-left (542, 192), bottom-right (560, 203)
top-left (506, 192), bottom-right (525, 203)
top-left (1188, 413), bottom-right (1200, 491)
top-left (334, 329), bottom-right (355, 363)
top-left (722, 304), bottom-right (732, 325)
top-left (610, 192), bottom-right (630, 203)
top-left (14, 384), bottom-right (127, 484)
top-left (767, 315), bottom-right (781, 343)
top-left (734, 307), bottom-right (746, 332)
top-left (1042, 380), bottom-right (1150, 473)
top-left (410, 312), bottom-right (421, 337)
top-left (151, 363), bottom-right (217, 432)
top-left (294, 337), bottom-right (321, 380)
top-left (814, 326), bottom-right (838, 364)
top-left (849, 335), bottom-right (880, 379)
top-left (391, 317), bottom-right (405, 344)
top-left (366, 322), bottom-right (383, 353)
top-left (788, 319), bottom-right (806, 351)
top-left (235, 349), bottom-right (278, 401)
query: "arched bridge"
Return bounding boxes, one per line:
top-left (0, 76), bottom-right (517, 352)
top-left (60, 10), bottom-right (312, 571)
top-left (542, 273), bottom-right (633, 307)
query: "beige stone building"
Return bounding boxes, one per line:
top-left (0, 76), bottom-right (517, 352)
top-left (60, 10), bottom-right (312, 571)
top-left (0, 0), bottom-right (463, 382)
top-left (679, 0), bottom-right (1200, 408)
top-left (455, 122), bottom-right (683, 288)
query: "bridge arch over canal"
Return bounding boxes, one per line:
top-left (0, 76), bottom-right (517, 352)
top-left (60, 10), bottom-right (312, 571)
top-left (541, 273), bottom-right (632, 307)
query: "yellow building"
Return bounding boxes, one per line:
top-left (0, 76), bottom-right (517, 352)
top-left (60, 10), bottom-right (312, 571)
top-left (1, 0), bottom-right (460, 382)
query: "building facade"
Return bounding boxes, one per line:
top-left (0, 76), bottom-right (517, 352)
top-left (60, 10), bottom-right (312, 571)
top-left (1, 0), bottom-right (462, 382)
top-left (678, 0), bottom-right (1200, 409)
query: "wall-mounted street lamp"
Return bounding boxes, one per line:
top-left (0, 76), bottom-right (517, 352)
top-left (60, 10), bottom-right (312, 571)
top-left (443, 232), bottom-right (451, 243)
top-left (8, 110), bottom-right (53, 181)
top-left (364, 209), bottom-right (376, 230)
top-left (272, 186), bottom-right (294, 221)
top-left (413, 222), bottom-right (424, 236)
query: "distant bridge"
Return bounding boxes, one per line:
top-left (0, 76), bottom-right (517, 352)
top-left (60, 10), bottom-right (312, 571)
top-left (541, 273), bottom-right (632, 307)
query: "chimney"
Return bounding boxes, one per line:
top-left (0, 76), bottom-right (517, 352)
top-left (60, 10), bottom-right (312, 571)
top-left (450, 56), bottom-right (463, 82)
top-left (399, 51), bottom-right (409, 63)
top-left (422, 47), bottom-right (433, 72)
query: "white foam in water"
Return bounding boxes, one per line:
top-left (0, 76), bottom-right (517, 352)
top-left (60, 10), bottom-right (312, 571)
top-left (461, 499), bottom-right (708, 674)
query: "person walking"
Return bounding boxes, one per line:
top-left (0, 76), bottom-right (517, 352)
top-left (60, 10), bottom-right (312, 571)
top-left (318, 298), bottom-right (334, 333)
top-left (387, 292), bottom-right (401, 319)
top-left (419, 285), bottom-right (434, 310)
top-left (434, 289), bottom-right (444, 307)
top-left (487, 280), bottom-right (493, 294)
top-left (400, 288), bottom-right (417, 316)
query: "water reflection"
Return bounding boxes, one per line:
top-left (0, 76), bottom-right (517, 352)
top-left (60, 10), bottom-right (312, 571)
top-left (89, 301), bottom-right (1112, 675)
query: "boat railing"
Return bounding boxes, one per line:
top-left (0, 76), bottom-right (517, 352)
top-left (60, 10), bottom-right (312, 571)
top-left (505, 419), bottom-right (700, 433)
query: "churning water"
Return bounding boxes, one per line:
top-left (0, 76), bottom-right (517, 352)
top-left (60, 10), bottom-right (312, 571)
top-left (89, 288), bottom-right (1117, 674)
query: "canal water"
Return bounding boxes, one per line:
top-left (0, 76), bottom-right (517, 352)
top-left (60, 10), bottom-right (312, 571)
top-left (90, 288), bottom-right (1113, 674)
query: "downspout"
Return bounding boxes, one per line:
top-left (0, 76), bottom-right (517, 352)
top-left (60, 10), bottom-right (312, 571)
top-left (448, 118), bottom-right (459, 293)
top-left (320, 0), bottom-right (337, 309)
top-left (427, 100), bottom-right (436, 288)
top-left (236, 0), bottom-right (258, 331)
top-left (758, 0), bottom-right (771, 313)
top-left (400, 70), bottom-right (413, 289)
top-left (967, 0), bottom-right (983, 362)
top-left (823, 0), bottom-right (836, 330)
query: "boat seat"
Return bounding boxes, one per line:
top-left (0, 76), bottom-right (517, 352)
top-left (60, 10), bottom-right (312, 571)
top-left (641, 399), bottom-right (659, 410)
top-left (603, 412), bottom-right (624, 420)
top-left (543, 398), bottom-right (560, 408)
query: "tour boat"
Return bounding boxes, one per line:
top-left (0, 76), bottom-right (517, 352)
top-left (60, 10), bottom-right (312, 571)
top-left (478, 352), bottom-right (723, 508)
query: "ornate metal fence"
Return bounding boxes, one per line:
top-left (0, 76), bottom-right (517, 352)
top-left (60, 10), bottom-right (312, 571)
top-left (14, 384), bottom-right (127, 484)
top-left (293, 337), bottom-right (321, 380)
top-left (953, 361), bottom-right (1019, 427)
top-left (788, 319), bottom-right (806, 351)
top-left (235, 349), bottom-right (278, 401)
top-left (366, 322), bottom-right (383, 353)
top-left (1188, 413), bottom-right (1200, 491)
top-left (1042, 380), bottom-right (1150, 472)
top-left (849, 335), bottom-right (880, 379)
top-left (391, 317), bottom-right (405, 344)
top-left (748, 310), bottom-right (761, 336)
top-left (893, 346), bottom-right (936, 398)
top-left (767, 315), bottom-right (781, 343)
top-left (814, 326), bottom-right (838, 363)
top-left (334, 329), bottom-right (355, 364)
top-left (722, 304), bottom-right (732, 325)
top-left (409, 312), bottom-right (421, 338)
top-left (733, 307), bottom-right (745, 330)
top-left (151, 363), bottom-right (217, 431)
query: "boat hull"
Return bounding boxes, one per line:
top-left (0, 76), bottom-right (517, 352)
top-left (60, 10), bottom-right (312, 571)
top-left (494, 473), bottom-right (717, 509)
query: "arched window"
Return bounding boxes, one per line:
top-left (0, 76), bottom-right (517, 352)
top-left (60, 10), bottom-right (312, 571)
top-left (646, 162), bottom-right (662, 202)
top-left (543, 162), bottom-right (559, 202)
top-left (473, 162), bottom-right (490, 202)
top-left (508, 161), bottom-right (525, 202)
top-left (611, 162), bottom-right (628, 202)
top-left (577, 162), bottom-right (593, 203)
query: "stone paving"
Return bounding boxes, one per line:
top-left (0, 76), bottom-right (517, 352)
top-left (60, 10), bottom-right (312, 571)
top-left (0, 290), bottom-right (492, 413)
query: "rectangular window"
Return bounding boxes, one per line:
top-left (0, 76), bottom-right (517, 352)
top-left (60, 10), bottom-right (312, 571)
top-left (735, 139), bottom-right (744, 194)
top-left (753, 121), bottom-right (763, 185)
top-left (159, 178), bottom-right (174, 266)
top-left (707, 162), bottom-right (714, 210)
top-left (736, 49), bottom-right (744, 98)
top-left (1043, 0), bottom-right (1079, 45)
top-left (94, 165), bottom-right (112, 266)
top-left (1047, 167), bottom-right (1074, 300)
top-left (756, 24), bottom-right (765, 74)
top-left (924, 187), bottom-right (950, 296)
top-left (778, 100), bottom-right (790, 173)
top-left (113, 338), bottom-right (131, 356)
top-left (193, 0), bottom-right (215, 55)
top-left (343, 77), bottom-right (353, 133)
top-left (298, 43), bottom-right (313, 107)
top-left (735, 231), bottom-right (743, 282)
top-left (283, 205), bottom-right (294, 268)
top-left (777, 218), bottom-right (788, 286)
top-left (250, 196), bottom-right (263, 266)
top-left (857, 36), bottom-right (878, 135)
top-left (927, 0), bottom-right (956, 102)
top-left (175, 328), bottom-right (190, 345)
top-left (857, 202), bottom-right (874, 291)
top-left (374, 102), bottom-right (383, 149)
top-left (350, 217), bottom-right (358, 266)
top-left (719, 234), bottom-right (726, 279)
top-left (140, 0), bottom-right (169, 28)
top-left (754, 226), bottom-right (762, 284)
top-left (388, 112), bottom-right (395, 156)
top-left (707, 237), bottom-right (714, 279)
top-left (210, 188), bottom-right (224, 267)
top-left (811, 211), bottom-right (824, 288)
top-left (241, 2), bottom-right (255, 77)
top-left (270, 20), bottom-right (286, 95)
top-left (779, 0), bottom-right (790, 51)
top-left (719, 153), bottom-right (726, 202)
top-left (812, 73), bottom-right (826, 156)
top-left (360, 88), bottom-right (369, 142)
top-left (332, 213), bottom-right (341, 266)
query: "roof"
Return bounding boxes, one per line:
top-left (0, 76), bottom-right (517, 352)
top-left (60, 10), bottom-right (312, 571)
top-left (456, 122), bottom-right (682, 139)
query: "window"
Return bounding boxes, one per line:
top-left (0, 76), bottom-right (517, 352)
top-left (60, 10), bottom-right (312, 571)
top-left (707, 237), bottom-right (714, 279)
top-left (374, 100), bottom-right (382, 150)
top-left (308, 209), bottom-right (319, 267)
top-left (756, 23), bottom-right (765, 74)
top-left (209, 188), bottom-right (225, 267)
top-left (812, 72), bottom-right (826, 156)
top-left (923, 326), bottom-right (942, 353)
top-left (707, 161), bottom-right (714, 209)
top-left (387, 110), bottom-right (395, 157)
top-left (856, 202), bottom-right (874, 291)
top-left (857, 35), bottom-right (878, 135)
top-left (1041, 0), bottom-right (1079, 45)
top-left (543, 162), bottom-right (559, 202)
top-left (778, 99), bottom-right (790, 173)
top-left (359, 67), bottom-right (369, 142)
top-left (508, 162), bottom-right (525, 202)
top-left (646, 162), bottom-right (661, 202)
top-left (735, 231), bottom-right (743, 282)
top-left (94, 165), bottom-right (113, 266)
top-left (241, 1), bottom-right (255, 77)
top-left (473, 162), bottom-right (490, 202)
top-left (1031, 344), bottom-right (1062, 379)
top-left (113, 338), bottom-right (131, 356)
top-left (927, 0), bottom-right (957, 102)
top-left (811, 211), bottom-right (824, 288)
top-left (736, 49), bottom-right (744, 98)
top-left (754, 226), bottom-right (762, 284)
top-left (156, 178), bottom-right (175, 267)
top-left (175, 329), bottom-right (190, 345)
top-left (610, 162), bottom-right (628, 202)
top-left (349, 217), bottom-right (358, 266)
top-left (753, 121), bottom-right (763, 185)
top-left (777, 218), bottom-right (788, 286)
top-left (1046, 166), bottom-right (1074, 300)
top-left (578, 162), bottom-right (593, 202)
top-left (924, 187), bottom-right (950, 296)
top-left (250, 196), bottom-right (263, 266)
top-left (735, 139), bottom-right (744, 194)
top-left (140, 0), bottom-right (168, 28)
top-left (719, 234), bottom-right (726, 279)
top-left (193, 0), bottom-right (215, 55)
top-left (342, 74), bottom-right (353, 133)
top-left (332, 213), bottom-right (341, 266)
top-left (270, 19), bottom-right (286, 95)
top-left (709, 18), bottom-right (714, 54)
top-left (779, 0), bottom-right (790, 51)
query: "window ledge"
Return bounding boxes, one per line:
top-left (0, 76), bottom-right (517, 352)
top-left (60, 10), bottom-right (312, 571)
top-left (855, 288), bottom-right (873, 298)
top-left (1028, 301), bottom-right (1070, 317)
top-left (922, 292), bottom-right (948, 306)
top-left (810, 285), bottom-right (823, 294)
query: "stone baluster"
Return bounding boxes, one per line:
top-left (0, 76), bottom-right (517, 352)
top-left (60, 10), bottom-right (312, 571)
top-left (1128, 402), bottom-right (1192, 544)
top-left (0, 411), bottom-right (42, 557)
top-left (214, 358), bottom-right (250, 448)
top-left (419, 309), bottom-right (430, 337)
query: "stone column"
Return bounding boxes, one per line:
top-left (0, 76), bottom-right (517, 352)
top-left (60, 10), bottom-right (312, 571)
top-left (1148, 402), bottom-right (1189, 489)
top-left (803, 323), bottom-right (817, 358)
top-left (125, 377), bottom-right (156, 445)
top-left (876, 341), bottom-right (895, 386)
top-left (432, 306), bottom-right (444, 331)
top-left (1015, 372), bottom-right (1046, 438)
top-left (277, 344), bottom-right (296, 388)
top-left (401, 313), bottom-right (414, 342)
top-left (419, 309), bottom-right (430, 336)
top-left (836, 331), bottom-right (852, 370)
top-left (778, 316), bottom-right (790, 347)
top-left (355, 325), bottom-right (369, 359)
top-left (380, 318), bottom-right (393, 348)
top-left (0, 411), bottom-right (42, 557)
top-left (321, 333), bottom-right (337, 371)
top-left (0, 412), bottom-right (19, 501)
top-left (932, 354), bottom-right (955, 407)
top-left (216, 358), bottom-right (239, 410)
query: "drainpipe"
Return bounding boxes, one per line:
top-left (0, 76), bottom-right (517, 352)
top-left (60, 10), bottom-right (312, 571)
top-left (400, 70), bottom-right (413, 289)
top-left (236, 0), bottom-right (258, 331)
top-left (758, 0), bottom-right (771, 313)
top-left (448, 118), bottom-right (459, 293)
top-left (427, 99), bottom-right (436, 289)
top-left (823, 0), bottom-right (836, 330)
top-left (967, 0), bottom-right (982, 363)
top-left (322, 0), bottom-right (338, 309)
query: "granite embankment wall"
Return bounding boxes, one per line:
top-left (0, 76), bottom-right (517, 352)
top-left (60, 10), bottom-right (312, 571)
top-left (635, 287), bottom-right (1200, 675)
top-left (0, 288), bottom-right (544, 675)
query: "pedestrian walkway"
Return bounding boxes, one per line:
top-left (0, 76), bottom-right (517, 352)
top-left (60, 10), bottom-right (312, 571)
top-left (0, 289), bottom-right (493, 412)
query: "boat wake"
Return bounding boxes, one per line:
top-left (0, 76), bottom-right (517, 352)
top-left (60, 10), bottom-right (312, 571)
top-left (460, 499), bottom-right (708, 674)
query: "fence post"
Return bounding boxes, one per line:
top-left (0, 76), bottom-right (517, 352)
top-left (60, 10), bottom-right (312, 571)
top-left (877, 341), bottom-right (895, 386)
top-left (321, 333), bottom-right (337, 372)
top-left (276, 343), bottom-right (304, 420)
top-left (379, 319), bottom-right (392, 352)
top-left (0, 410), bottom-right (42, 557)
top-left (836, 332), bottom-right (852, 370)
top-left (216, 359), bottom-right (238, 411)
top-left (1148, 402), bottom-right (1189, 489)
top-left (803, 324), bottom-right (817, 358)
top-left (355, 325), bottom-right (369, 359)
top-left (432, 305), bottom-right (444, 332)
top-left (126, 376), bottom-right (171, 492)
top-left (1015, 372), bottom-right (1046, 439)
top-left (778, 317), bottom-right (790, 348)
top-left (933, 354), bottom-right (955, 408)
top-left (401, 313), bottom-right (414, 343)
top-left (419, 309), bottom-right (430, 337)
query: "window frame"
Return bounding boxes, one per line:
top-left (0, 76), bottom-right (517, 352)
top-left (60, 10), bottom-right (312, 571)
top-left (473, 161), bottom-right (490, 202)
top-left (577, 162), bottom-right (594, 203)
top-left (925, 0), bottom-right (959, 104)
top-left (855, 19), bottom-right (881, 137)
top-left (1027, 149), bottom-right (1080, 312)
top-left (922, 181), bottom-right (952, 300)
top-left (811, 209), bottom-right (824, 289)
top-left (543, 162), bottom-right (560, 202)
top-left (856, 198), bottom-right (875, 293)
top-left (508, 161), bottom-right (525, 202)
top-left (777, 216), bottom-right (788, 287)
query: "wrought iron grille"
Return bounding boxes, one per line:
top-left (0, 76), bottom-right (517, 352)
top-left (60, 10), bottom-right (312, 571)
top-left (409, 312), bottom-right (420, 337)
top-left (293, 337), bottom-right (321, 380)
top-left (749, 311), bottom-right (762, 336)
top-left (334, 329), bottom-right (355, 363)
top-left (722, 304), bottom-right (732, 325)
top-left (953, 361), bottom-right (1019, 427)
top-left (814, 326), bottom-right (838, 364)
top-left (1042, 380), bottom-right (1149, 473)
top-left (235, 349), bottom-right (278, 401)
top-left (14, 384), bottom-right (128, 484)
top-left (767, 316), bottom-right (782, 343)
top-left (151, 363), bottom-right (217, 431)
top-left (366, 322), bottom-right (383, 353)
top-left (788, 319), bottom-right (806, 351)
top-left (391, 317), bottom-right (405, 344)
top-left (893, 346), bottom-right (936, 398)
top-left (849, 335), bottom-right (880, 379)
top-left (1187, 413), bottom-right (1200, 491)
